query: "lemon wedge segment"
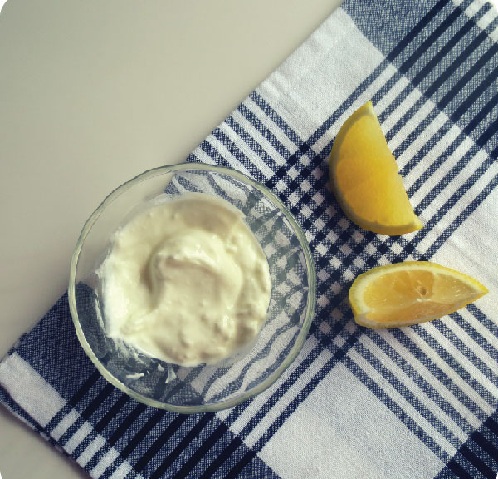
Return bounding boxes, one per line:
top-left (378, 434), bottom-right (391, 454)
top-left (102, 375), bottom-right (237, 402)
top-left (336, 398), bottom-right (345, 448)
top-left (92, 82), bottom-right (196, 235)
top-left (329, 101), bottom-right (423, 235)
top-left (349, 261), bottom-right (488, 329)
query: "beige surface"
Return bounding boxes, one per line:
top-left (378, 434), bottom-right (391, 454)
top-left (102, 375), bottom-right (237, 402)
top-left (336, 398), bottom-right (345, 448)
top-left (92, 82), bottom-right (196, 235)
top-left (0, 0), bottom-right (341, 477)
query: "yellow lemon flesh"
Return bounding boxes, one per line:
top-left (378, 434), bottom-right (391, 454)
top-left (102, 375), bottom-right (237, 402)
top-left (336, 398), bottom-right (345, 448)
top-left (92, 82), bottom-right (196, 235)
top-left (329, 101), bottom-right (423, 235)
top-left (349, 261), bottom-right (488, 329)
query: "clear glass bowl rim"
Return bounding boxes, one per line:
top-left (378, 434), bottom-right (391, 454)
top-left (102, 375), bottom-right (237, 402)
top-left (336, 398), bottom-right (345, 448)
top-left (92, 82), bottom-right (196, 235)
top-left (69, 162), bottom-right (317, 413)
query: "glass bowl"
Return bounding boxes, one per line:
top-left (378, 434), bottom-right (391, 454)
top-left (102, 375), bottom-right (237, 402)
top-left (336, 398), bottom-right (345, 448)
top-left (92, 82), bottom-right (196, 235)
top-left (69, 163), bottom-right (316, 413)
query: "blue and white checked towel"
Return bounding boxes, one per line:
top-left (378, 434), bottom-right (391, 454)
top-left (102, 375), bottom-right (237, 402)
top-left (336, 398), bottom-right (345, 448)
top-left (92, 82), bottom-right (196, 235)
top-left (1, 0), bottom-right (498, 477)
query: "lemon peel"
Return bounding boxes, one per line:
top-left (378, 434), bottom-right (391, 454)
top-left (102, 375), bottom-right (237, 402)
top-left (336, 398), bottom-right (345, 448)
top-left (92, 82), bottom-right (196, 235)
top-left (329, 101), bottom-right (422, 235)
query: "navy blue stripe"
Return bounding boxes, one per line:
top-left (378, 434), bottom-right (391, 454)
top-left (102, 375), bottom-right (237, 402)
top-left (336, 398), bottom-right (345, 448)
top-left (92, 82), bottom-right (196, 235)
top-left (211, 128), bottom-right (269, 183)
top-left (120, 409), bottom-right (165, 458)
top-left (472, 1), bottom-right (493, 22)
top-left (459, 443), bottom-right (497, 478)
top-left (363, 331), bottom-right (476, 433)
top-left (406, 130), bottom-right (478, 202)
top-left (384, 58), bottom-right (496, 169)
top-left (172, 422), bottom-right (228, 479)
top-left (85, 438), bottom-right (133, 478)
top-left (414, 142), bottom-right (492, 222)
top-left (134, 414), bottom-right (189, 473)
top-left (185, 151), bottom-right (200, 163)
top-left (389, 328), bottom-right (488, 420)
top-left (377, 73), bottom-right (423, 138)
top-left (477, 114), bottom-right (498, 148)
top-left (426, 29), bottom-right (487, 100)
top-left (491, 142), bottom-right (498, 159)
top-left (411, 17), bottom-right (474, 89)
top-left (402, 115), bottom-right (455, 194)
top-left (355, 340), bottom-right (463, 448)
top-left (435, 318), bottom-right (498, 385)
top-left (485, 15), bottom-right (498, 37)
top-left (224, 450), bottom-right (258, 479)
top-left (223, 339), bottom-right (321, 428)
top-left (174, 172), bottom-right (204, 194)
top-left (471, 431), bottom-right (498, 467)
top-left (306, 59), bottom-right (391, 149)
top-left (84, 427), bottom-right (132, 474)
top-left (199, 139), bottom-right (233, 169)
top-left (70, 369), bottom-right (101, 406)
top-left (444, 44), bottom-right (498, 116)
top-left (238, 102), bottom-right (291, 159)
top-left (412, 325), bottom-right (496, 405)
top-left (45, 402), bottom-right (74, 436)
top-left (225, 115), bottom-right (283, 173)
top-left (486, 415), bottom-right (498, 437)
top-left (148, 414), bottom-right (212, 479)
top-left (100, 456), bottom-right (135, 479)
top-left (448, 453), bottom-right (490, 479)
top-left (14, 291), bottom-right (98, 400)
top-left (48, 372), bottom-right (117, 461)
top-left (414, 155), bottom-right (496, 237)
top-left (382, 30), bottom-right (494, 150)
top-left (250, 90), bottom-right (303, 146)
top-left (398, 7), bottom-right (461, 75)
top-left (80, 382), bottom-right (115, 420)
top-left (468, 304), bottom-right (498, 338)
top-left (58, 384), bottom-right (104, 446)
top-left (73, 415), bottom-right (127, 475)
top-left (95, 394), bottom-right (130, 434)
top-left (401, 117), bottom-right (479, 200)
top-left (425, 170), bottom-right (498, 258)
top-left (389, 96), bottom-right (441, 158)
top-left (199, 438), bottom-right (244, 479)
top-left (383, 0), bottom-right (449, 62)
top-left (441, 462), bottom-right (475, 479)
top-left (108, 402), bottom-right (147, 446)
top-left (343, 355), bottom-right (449, 461)
top-left (72, 429), bottom-right (100, 466)
top-left (462, 89), bottom-right (498, 138)
top-left (371, 71), bottom-right (404, 117)
top-left (200, 432), bottom-right (282, 479)
top-left (361, 67), bottom-right (493, 202)
top-left (83, 443), bottom-right (115, 475)
top-left (348, 17), bottom-right (496, 178)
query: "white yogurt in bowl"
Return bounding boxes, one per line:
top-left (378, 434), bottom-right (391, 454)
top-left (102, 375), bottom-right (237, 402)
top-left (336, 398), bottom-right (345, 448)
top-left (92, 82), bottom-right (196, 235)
top-left (70, 164), bottom-right (316, 413)
top-left (98, 193), bottom-right (272, 367)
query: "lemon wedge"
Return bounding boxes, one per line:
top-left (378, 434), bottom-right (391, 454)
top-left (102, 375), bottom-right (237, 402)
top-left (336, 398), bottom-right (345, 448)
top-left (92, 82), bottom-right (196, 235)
top-left (349, 261), bottom-right (488, 329)
top-left (329, 101), bottom-right (423, 235)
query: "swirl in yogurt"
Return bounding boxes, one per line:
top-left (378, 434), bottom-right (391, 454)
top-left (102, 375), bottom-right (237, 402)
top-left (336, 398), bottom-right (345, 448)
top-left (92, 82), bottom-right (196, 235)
top-left (98, 194), bottom-right (271, 366)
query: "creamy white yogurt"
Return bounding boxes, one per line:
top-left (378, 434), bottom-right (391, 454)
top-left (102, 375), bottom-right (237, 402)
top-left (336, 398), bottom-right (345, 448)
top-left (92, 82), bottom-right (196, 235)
top-left (98, 193), bottom-right (271, 366)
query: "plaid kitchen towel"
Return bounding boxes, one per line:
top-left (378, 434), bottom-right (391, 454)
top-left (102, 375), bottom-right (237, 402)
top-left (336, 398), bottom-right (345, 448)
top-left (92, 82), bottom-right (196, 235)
top-left (1, 0), bottom-right (498, 477)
